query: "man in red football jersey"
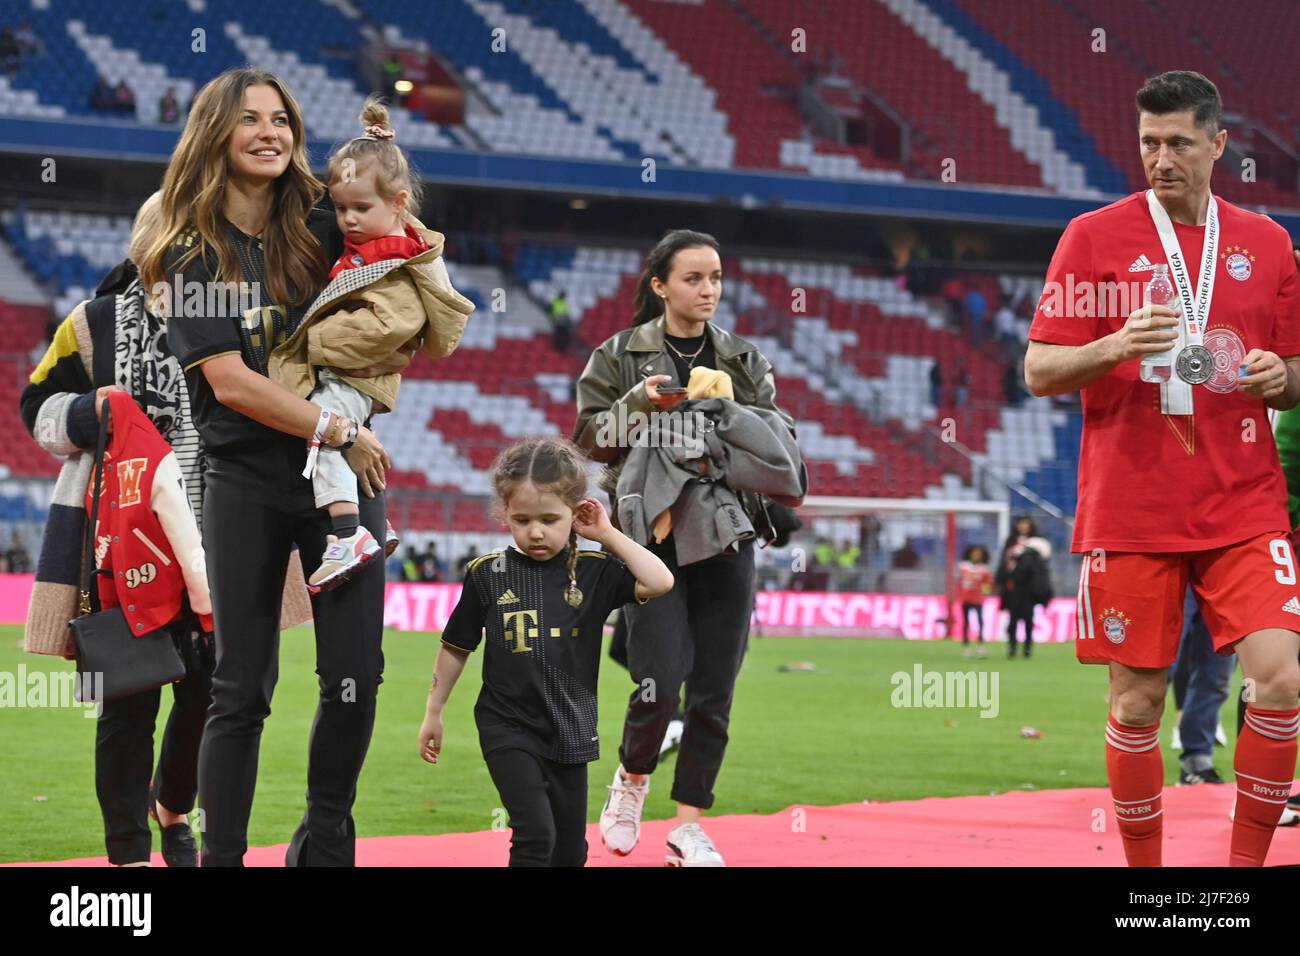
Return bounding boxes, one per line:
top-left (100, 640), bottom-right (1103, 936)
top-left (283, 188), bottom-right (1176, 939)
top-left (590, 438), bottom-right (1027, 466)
top-left (1025, 71), bottom-right (1300, 867)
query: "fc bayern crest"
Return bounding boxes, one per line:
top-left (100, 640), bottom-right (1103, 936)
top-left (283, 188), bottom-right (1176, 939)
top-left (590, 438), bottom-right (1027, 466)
top-left (1100, 607), bottom-right (1131, 645)
top-left (1225, 253), bottom-right (1252, 281)
top-left (350, 253), bottom-right (365, 267)
top-left (1202, 327), bottom-right (1247, 394)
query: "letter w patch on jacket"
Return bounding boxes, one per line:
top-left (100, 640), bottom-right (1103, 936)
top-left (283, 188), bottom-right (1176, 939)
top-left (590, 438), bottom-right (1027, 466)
top-left (116, 458), bottom-right (148, 507)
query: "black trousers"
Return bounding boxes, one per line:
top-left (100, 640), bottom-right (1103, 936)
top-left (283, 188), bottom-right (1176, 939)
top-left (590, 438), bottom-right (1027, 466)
top-left (484, 747), bottom-right (588, 867)
top-left (619, 535), bottom-right (755, 809)
top-left (1006, 609), bottom-right (1033, 655)
top-left (96, 620), bottom-right (213, 865)
top-left (961, 602), bottom-right (983, 643)
top-left (197, 445), bottom-right (386, 867)
top-left (609, 609), bottom-right (686, 722)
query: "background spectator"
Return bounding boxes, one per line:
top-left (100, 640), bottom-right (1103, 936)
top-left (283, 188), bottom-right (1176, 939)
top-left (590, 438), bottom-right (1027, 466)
top-left (113, 80), bottom-right (136, 115)
top-left (963, 284), bottom-right (987, 346)
top-left (1003, 358), bottom-right (1024, 407)
top-left (995, 294), bottom-right (1017, 351)
top-left (5, 531), bottom-right (29, 574)
top-left (418, 544), bottom-right (441, 582)
top-left (548, 289), bottom-right (573, 353)
top-left (891, 537), bottom-right (920, 569)
top-left (90, 74), bottom-right (114, 111)
top-left (0, 27), bottom-right (21, 75)
top-left (159, 87), bottom-right (180, 124)
top-left (939, 274), bottom-right (966, 329)
top-left (14, 22), bottom-right (38, 57)
top-left (401, 547), bottom-right (421, 582)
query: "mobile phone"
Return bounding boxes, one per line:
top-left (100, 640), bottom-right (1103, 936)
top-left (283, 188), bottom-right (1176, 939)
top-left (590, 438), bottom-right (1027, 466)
top-left (656, 386), bottom-right (688, 394)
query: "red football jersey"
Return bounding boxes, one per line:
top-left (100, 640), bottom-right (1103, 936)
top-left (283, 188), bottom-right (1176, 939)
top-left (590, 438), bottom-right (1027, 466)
top-left (1030, 192), bottom-right (1300, 553)
top-left (956, 560), bottom-right (992, 604)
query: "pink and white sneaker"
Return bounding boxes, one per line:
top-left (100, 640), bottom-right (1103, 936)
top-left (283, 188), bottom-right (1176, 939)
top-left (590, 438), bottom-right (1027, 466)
top-left (308, 527), bottom-right (381, 594)
top-left (384, 520), bottom-right (399, 557)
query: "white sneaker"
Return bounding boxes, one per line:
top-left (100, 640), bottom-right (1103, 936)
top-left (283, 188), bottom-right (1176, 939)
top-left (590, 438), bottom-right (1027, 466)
top-left (1227, 805), bottom-right (1300, 825)
top-left (599, 766), bottom-right (648, 856)
top-left (665, 821), bottom-right (725, 867)
top-left (659, 719), bottom-right (684, 758)
top-left (1171, 727), bottom-right (1182, 751)
top-left (308, 527), bottom-right (381, 594)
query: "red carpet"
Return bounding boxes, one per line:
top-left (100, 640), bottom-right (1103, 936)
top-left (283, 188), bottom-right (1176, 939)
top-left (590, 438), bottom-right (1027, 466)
top-left (10, 782), bottom-right (1300, 866)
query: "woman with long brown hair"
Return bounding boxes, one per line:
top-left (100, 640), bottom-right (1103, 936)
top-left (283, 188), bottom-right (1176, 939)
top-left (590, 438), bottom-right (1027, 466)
top-left (139, 67), bottom-right (405, 866)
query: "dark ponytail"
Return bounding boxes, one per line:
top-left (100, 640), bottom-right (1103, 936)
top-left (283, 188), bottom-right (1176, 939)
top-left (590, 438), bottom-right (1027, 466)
top-left (631, 228), bottom-right (721, 326)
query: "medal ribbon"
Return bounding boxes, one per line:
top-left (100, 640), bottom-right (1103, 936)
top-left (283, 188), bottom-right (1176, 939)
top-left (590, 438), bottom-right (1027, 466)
top-left (1146, 189), bottom-right (1219, 416)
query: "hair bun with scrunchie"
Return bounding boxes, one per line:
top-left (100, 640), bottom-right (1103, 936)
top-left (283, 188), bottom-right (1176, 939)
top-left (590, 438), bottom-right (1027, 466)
top-left (363, 124), bottom-right (395, 141)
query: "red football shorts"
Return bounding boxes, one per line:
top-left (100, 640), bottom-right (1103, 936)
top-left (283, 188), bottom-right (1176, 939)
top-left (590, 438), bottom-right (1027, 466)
top-left (1075, 531), bottom-right (1300, 668)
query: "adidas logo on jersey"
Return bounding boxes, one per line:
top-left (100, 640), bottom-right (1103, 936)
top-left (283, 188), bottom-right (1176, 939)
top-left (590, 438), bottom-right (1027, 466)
top-left (497, 588), bottom-right (519, 605)
top-left (1128, 254), bottom-right (1157, 273)
top-left (1283, 596), bottom-right (1300, 616)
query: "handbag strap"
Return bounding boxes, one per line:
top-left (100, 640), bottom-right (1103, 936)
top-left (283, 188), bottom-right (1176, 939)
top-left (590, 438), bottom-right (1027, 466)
top-left (79, 398), bottom-right (112, 614)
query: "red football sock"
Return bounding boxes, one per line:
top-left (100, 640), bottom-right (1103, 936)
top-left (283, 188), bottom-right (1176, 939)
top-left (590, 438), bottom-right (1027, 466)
top-left (1105, 716), bottom-right (1164, 867)
top-left (1230, 705), bottom-right (1299, 867)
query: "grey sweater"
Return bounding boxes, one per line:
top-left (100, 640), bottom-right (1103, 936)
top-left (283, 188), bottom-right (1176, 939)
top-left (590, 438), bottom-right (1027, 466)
top-left (616, 398), bottom-right (805, 566)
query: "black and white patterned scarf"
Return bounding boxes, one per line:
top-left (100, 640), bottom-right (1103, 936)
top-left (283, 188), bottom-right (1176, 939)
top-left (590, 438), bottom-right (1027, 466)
top-left (113, 277), bottom-right (205, 527)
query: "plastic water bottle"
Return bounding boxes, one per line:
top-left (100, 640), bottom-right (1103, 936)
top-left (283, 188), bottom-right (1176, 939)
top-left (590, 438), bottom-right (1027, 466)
top-left (1139, 264), bottom-right (1176, 383)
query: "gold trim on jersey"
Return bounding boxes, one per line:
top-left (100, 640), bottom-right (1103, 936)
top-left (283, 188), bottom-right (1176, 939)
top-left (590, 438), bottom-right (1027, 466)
top-left (468, 551), bottom-right (502, 575)
top-left (181, 349), bottom-right (241, 373)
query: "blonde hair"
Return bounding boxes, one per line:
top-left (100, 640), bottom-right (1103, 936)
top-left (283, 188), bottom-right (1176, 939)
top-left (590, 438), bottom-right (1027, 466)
top-left (128, 191), bottom-right (163, 267)
top-left (325, 97), bottom-right (423, 215)
top-left (138, 67), bottom-right (327, 310)
top-left (490, 438), bottom-right (590, 594)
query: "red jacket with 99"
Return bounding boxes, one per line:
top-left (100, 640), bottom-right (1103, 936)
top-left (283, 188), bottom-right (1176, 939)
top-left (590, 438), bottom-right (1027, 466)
top-left (86, 390), bottom-right (213, 634)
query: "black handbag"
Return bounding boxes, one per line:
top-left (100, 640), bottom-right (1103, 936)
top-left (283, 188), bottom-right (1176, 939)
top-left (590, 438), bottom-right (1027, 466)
top-left (71, 399), bottom-right (185, 704)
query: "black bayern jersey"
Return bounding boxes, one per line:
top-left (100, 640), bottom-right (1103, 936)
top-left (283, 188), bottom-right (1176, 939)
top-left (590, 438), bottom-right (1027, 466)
top-left (442, 546), bottom-right (645, 763)
top-left (163, 208), bottom-right (342, 456)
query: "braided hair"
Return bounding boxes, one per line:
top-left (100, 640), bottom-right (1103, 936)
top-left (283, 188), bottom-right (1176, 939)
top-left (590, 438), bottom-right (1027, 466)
top-left (490, 438), bottom-right (590, 600)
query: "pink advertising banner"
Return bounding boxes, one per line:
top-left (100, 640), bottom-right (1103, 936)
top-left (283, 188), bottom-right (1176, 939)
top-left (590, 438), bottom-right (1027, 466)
top-left (0, 576), bottom-right (1078, 642)
top-left (381, 586), bottom-right (1077, 641)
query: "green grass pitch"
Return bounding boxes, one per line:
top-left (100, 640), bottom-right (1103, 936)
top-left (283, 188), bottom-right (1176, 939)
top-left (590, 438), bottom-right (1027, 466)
top-left (0, 624), bottom-right (1240, 863)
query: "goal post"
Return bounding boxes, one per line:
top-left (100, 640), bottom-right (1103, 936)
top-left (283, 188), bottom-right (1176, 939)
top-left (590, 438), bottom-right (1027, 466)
top-left (758, 496), bottom-right (1011, 637)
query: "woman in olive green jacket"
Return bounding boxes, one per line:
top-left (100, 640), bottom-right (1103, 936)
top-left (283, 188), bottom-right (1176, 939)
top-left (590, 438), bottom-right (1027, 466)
top-left (572, 228), bottom-right (801, 867)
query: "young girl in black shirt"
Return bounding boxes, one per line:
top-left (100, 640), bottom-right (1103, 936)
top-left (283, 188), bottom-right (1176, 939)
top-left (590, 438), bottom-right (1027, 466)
top-left (418, 438), bottom-right (673, 866)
